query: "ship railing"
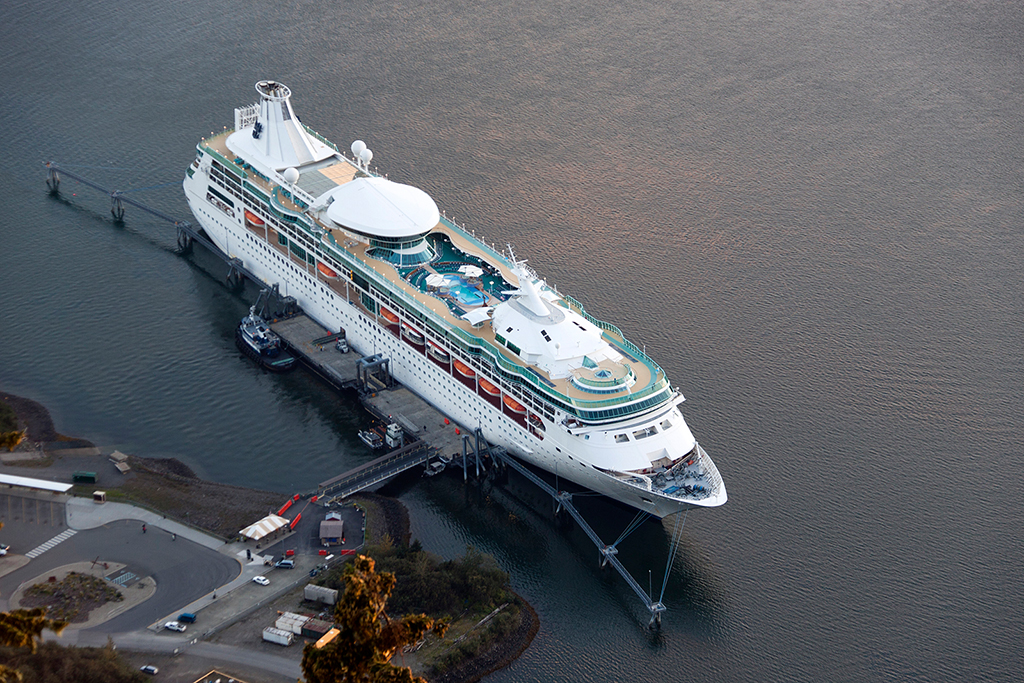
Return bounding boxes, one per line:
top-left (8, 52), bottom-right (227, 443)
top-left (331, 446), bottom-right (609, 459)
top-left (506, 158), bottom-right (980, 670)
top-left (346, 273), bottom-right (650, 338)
top-left (199, 142), bottom-right (247, 180)
top-left (558, 294), bottom-right (666, 384)
top-left (572, 366), bottom-right (635, 389)
top-left (695, 442), bottom-right (724, 492)
top-left (282, 220), bottom-right (672, 415)
top-left (300, 123), bottom-right (342, 154)
top-left (438, 215), bottom-right (508, 264)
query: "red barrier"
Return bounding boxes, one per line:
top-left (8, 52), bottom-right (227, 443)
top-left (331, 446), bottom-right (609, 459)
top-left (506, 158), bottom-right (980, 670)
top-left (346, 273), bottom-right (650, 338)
top-left (289, 513), bottom-right (301, 530)
top-left (444, 418), bottom-right (449, 425)
top-left (285, 549), bottom-right (295, 557)
top-left (318, 549), bottom-right (327, 556)
top-left (340, 549), bottom-right (356, 556)
top-left (311, 495), bottom-right (318, 503)
top-left (455, 428), bottom-right (460, 435)
top-left (277, 499), bottom-right (293, 516)
top-left (293, 493), bottom-right (301, 501)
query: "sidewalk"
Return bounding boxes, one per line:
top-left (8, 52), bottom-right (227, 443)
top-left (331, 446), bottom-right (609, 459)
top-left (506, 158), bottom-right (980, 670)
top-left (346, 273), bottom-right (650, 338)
top-left (66, 498), bottom-right (224, 551)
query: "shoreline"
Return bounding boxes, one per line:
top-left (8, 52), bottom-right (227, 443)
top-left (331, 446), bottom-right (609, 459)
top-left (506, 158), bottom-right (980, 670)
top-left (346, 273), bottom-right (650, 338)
top-left (0, 389), bottom-right (538, 681)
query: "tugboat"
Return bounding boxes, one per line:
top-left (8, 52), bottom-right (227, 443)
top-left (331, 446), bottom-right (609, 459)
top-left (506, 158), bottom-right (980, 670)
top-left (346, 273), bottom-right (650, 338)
top-left (236, 306), bottom-right (297, 372)
top-left (358, 428), bottom-right (384, 449)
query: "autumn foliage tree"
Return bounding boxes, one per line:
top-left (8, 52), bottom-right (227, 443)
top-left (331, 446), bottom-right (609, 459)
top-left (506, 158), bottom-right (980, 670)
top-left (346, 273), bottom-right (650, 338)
top-left (0, 607), bottom-right (69, 682)
top-left (302, 555), bottom-right (448, 683)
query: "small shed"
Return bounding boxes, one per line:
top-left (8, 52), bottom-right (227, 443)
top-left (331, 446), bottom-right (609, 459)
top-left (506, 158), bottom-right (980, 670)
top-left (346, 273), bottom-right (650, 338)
top-left (319, 519), bottom-right (345, 546)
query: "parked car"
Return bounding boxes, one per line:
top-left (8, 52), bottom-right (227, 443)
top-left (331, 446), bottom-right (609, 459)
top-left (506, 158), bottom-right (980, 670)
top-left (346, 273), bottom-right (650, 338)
top-left (275, 559), bottom-right (294, 569)
top-left (140, 665), bottom-right (159, 675)
top-left (0, 543), bottom-right (9, 556)
top-left (163, 621), bottom-right (186, 632)
top-left (253, 575), bottom-right (270, 586)
top-left (177, 612), bottom-right (197, 623)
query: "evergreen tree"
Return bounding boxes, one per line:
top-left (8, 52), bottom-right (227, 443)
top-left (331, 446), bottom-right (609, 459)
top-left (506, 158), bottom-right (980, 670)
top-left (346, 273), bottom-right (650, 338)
top-left (302, 555), bottom-right (447, 683)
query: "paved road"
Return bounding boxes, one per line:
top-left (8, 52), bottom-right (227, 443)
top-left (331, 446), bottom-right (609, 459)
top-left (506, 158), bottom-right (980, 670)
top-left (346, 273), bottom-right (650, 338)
top-left (0, 519), bottom-right (239, 631)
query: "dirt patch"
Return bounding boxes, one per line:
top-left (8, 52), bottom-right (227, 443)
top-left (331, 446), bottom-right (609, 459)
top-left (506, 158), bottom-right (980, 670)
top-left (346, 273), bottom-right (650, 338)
top-left (21, 571), bottom-right (124, 622)
top-left (111, 456), bottom-right (289, 540)
top-left (7, 561), bottom-right (156, 629)
top-left (352, 491), bottom-right (410, 546)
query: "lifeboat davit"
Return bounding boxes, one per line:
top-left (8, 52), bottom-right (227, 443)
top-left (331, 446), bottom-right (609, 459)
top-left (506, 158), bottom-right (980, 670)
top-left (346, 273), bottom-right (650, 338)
top-left (380, 307), bottom-right (400, 324)
top-left (453, 359), bottom-right (476, 378)
top-left (503, 394), bottom-right (527, 414)
top-left (428, 342), bottom-right (450, 361)
top-left (478, 377), bottom-right (501, 396)
top-left (317, 262), bottom-right (339, 278)
top-left (244, 209), bottom-right (265, 227)
top-left (402, 324), bottom-right (425, 345)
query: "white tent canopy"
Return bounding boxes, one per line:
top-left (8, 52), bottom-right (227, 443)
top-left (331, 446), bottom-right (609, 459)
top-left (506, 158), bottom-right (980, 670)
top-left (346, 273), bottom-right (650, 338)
top-left (459, 265), bottom-right (483, 277)
top-left (426, 273), bottom-right (447, 287)
top-left (239, 514), bottom-right (290, 541)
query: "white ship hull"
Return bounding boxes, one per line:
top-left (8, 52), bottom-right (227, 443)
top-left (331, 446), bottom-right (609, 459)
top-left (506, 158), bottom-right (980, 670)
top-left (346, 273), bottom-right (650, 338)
top-left (183, 81), bottom-right (726, 518)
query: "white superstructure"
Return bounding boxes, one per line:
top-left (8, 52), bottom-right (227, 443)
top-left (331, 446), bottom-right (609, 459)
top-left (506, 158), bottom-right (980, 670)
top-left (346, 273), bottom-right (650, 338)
top-left (184, 81), bottom-right (726, 518)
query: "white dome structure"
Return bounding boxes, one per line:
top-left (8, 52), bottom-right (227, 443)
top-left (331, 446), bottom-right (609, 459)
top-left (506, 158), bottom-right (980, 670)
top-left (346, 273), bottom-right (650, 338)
top-left (324, 176), bottom-right (439, 238)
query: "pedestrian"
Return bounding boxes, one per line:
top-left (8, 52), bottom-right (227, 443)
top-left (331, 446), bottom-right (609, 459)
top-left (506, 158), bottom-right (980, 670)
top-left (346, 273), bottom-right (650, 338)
top-left (142, 523), bottom-right (147, 533)
top-left (172, 533), bottom-right (176, 541)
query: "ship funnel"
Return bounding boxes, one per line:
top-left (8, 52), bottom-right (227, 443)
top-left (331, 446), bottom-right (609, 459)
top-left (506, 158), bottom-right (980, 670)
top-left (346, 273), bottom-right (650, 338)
top-left (228, 81), bottom-right (335, 172)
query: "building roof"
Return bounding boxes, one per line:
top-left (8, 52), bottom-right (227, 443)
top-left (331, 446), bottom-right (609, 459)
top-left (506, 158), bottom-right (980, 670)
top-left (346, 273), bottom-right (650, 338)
top-left (319, 520), bottom-right (345, 538)
top-left (239, 514), bottom-right (290, 540)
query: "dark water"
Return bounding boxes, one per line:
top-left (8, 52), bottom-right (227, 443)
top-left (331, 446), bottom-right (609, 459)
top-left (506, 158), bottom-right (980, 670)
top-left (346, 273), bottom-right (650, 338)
top-left (3, 1), bottom-right (1022, 680)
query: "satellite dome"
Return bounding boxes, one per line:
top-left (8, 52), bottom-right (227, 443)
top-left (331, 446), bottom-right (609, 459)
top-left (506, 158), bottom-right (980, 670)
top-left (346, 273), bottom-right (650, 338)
top-left (351, 140), bottom-right (366, 156)
top-left (283, 167), bottom-right (300, 184)
top-left (359, 148), bottom-right (373, 164)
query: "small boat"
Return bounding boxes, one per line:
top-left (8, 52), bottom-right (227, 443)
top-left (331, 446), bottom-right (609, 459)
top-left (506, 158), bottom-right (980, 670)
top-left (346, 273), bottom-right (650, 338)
top-left (358, 429), bottom-right (384, 449)
top-left (402, 324), bottom-right (425, 345)
top-left (453, 359), bottom-right (476, 378)
top-left (478, 376), bottom-right (501, 396)
top-left (428, 342), bottom-right (450, 362)
top-left (244, 209), bottom-right (265, 228)
top-left (317, 261), bottom-right (339, 278)
top-left (503, 394), bottom-right (527, 414)
top-left (379, 307), bottom-right (400, 324)
top-left (236, 306), bottom-right (297, 372)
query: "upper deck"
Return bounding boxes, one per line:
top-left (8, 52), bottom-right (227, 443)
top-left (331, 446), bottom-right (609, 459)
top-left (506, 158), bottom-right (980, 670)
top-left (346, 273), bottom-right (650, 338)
top-left (197, 129), bottom-right (670, 418)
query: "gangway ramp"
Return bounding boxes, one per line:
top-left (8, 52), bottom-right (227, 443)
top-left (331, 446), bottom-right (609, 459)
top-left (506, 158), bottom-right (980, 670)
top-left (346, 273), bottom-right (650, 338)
top-left (317, 441), bottom-right (433, 504)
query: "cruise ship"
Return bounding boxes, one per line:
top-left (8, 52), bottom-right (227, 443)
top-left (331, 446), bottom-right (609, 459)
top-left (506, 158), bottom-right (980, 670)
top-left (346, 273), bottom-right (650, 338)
top-left (183, 81), bottom-right (726, 518)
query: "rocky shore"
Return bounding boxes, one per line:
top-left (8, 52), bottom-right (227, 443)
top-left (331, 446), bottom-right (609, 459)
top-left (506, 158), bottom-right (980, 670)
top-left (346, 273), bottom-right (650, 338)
top-left (1, 389), bottom-right (538, 681)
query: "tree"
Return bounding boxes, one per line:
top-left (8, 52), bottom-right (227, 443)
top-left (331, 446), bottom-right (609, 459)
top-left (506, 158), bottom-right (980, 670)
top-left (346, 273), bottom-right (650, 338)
top-left (302, 555), bottom-right (448, 683)
top-left (0, 606), bottom-right (69, 682)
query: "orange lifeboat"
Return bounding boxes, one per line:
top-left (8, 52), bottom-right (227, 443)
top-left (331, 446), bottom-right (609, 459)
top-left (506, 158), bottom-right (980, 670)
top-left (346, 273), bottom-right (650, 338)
top-left (317, 262), bottom-right (339, 279)
top-left (380, 307), bottom-right (400, 324)
top-left (503, 394), bottom-right (527, 414)
top-left (244, 209), bottom-right (265, 227)
top-left (453, 359), bottom-right (476, 378)
top-left (478, 377), bottom-right (501, 396)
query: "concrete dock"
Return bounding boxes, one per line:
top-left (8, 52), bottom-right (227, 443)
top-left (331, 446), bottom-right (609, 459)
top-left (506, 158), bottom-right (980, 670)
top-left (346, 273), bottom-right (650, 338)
top-left (270, 314), bottom-right (470, 497)
top-left (270, 315), bottom-right (363, 391)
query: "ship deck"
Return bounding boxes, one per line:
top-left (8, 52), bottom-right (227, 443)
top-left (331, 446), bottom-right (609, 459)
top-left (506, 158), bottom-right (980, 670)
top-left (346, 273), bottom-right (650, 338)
top-left (201, 130), bottom-right (658, 405)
